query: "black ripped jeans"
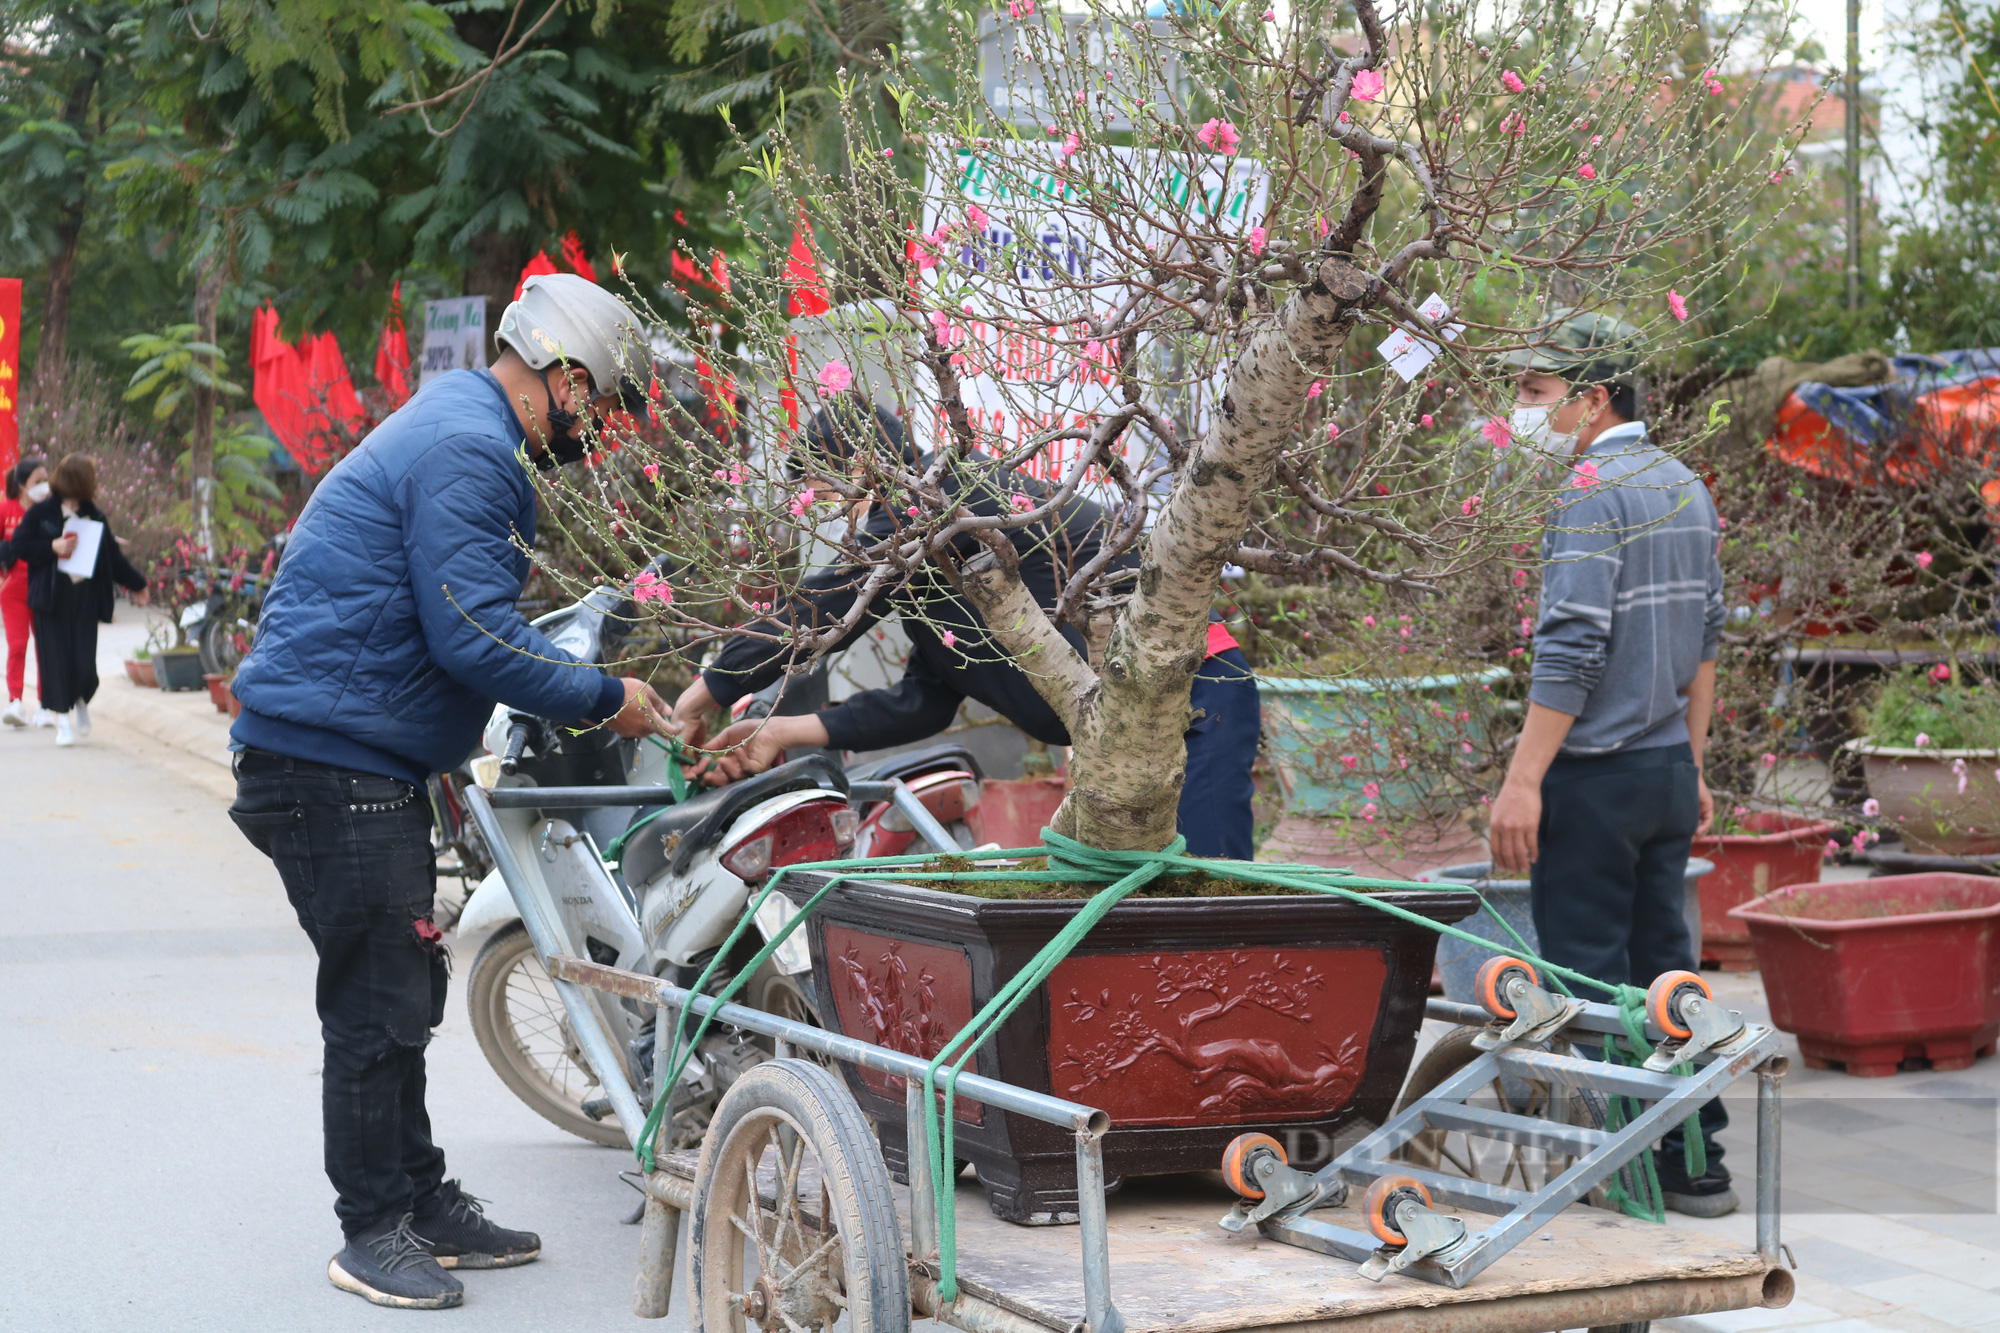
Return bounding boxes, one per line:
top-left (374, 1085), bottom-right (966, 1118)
top-left (230, 748), bottom-right (450, 1237)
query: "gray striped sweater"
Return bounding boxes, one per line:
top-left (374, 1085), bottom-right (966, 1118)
top-left (1530, 422), bottom-right (1725, 757)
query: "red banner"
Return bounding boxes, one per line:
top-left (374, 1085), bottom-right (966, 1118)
top-left (0, 278), bottom-right (19, 476)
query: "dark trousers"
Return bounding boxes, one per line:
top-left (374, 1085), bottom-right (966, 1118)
top-left (31, 581), bottom-right (100, 713)
top-left (229, 748), bottom-right (450, 1236)
top-left (1529, 741), bottom-right (1726, 1184)
top-left (1179, 648), bottom-right (1260, 860)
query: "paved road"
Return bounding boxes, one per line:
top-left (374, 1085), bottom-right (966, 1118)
top-left (0, 712), bottom-right (681, 1330)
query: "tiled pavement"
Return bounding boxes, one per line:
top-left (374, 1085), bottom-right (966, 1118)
top-left (1653, 969), bottom-right (2000, 1333)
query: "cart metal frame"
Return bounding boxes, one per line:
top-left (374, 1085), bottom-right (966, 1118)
top-left (466, 783), bottom-right (1792, 1333)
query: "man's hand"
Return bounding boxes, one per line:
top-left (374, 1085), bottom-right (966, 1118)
top-left (671, 677), bottom-right (717, 752)
top-left (1694, 770), bottom-right (1715, 836)
top-left (604, 677), bottom-right (676, 740)
top-left (53, 533), bottom-right (78, 559)
top-left (1488, 778), bottom-right (1543, 876)
top-left (689, 712), bottom-right (834, 787)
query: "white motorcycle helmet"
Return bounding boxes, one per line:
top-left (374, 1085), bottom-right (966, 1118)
top-left (495, 273), bottom-right (651, 462)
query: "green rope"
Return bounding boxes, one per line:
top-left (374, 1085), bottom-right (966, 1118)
top-left (630, 829), bottom-right (1705, 1302)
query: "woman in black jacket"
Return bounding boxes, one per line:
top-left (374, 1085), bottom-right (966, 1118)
top-left (10, 454), bottom-right (148, 746)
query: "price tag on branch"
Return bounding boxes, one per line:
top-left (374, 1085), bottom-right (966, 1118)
top-left (1376, 293), bottom-right (1463, 381)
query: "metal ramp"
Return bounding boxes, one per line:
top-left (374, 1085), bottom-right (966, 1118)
top-left (1220, 965), bottom-right (1786, 1289)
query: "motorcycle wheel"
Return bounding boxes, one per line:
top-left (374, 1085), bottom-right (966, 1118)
top-left (467, 922), bottom-right (630, 1149)
top-left (196, 612), bottom-right (251, 677)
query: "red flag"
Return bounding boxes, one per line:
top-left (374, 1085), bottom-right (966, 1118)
top-left (560, 230), bottom-right (598, 282)
top-left (251, 306), bottom-right (367, 475)
top-left (0, 277), bottom-right (18, 476)
top-left (513, 250), bottom-right (560, 300)
top-left (373, 281), bottom-right (412, 408)
top-left (786, 217), bottom-right (831, 317)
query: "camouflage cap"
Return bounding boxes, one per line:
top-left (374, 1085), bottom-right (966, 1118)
top-left (1499, 307), bottom-right (1643, 383)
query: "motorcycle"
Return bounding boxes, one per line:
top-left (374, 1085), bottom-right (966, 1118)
top-left (176, 531), bottom-right (289, 677)
top-left (454, 579), bottom-right (986, 1149)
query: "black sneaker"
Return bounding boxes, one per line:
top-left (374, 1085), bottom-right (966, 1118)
top-left (1661, 1163), bottom-right (1739, 1218)
top-left (410, 1180), bottom-right (542, 1269)
top-left (329, 1214), bottom-right (466, 1309)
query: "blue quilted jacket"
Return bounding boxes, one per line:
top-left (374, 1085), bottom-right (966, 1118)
top-left (231, 369), bottom-right (623, 781)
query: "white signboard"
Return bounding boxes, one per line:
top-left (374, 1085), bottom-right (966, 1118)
top-left (420, 297), bottom-right (488, 386)
top-left (910, 144), bottom-right (1268, 493)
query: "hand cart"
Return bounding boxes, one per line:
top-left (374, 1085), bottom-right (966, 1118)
top-left (538, 946), bottom-right (1795, 1333)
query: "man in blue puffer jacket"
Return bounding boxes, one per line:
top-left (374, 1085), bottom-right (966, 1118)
top-left (227, 275), bottom-right (673, 1310)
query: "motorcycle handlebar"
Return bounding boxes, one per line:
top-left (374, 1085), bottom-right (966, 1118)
top-left (499, 721), bottom-right (533, 776)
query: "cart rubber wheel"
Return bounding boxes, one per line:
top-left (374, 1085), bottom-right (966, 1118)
top-left (1364, 1174), bottom-right (1432, 1246)
top-left (1474, 955), bottom-right (1539, 1020)
top-left (1647, 970), bottom-right (1713, 1041)
top-left (1221, 1133), bottom-right (1285, 1200)
top-left (690, 1058), bottom-right (910, 1333)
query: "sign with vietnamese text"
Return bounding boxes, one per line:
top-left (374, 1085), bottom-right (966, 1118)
top-left (420, 296), bottom-right (487, 386)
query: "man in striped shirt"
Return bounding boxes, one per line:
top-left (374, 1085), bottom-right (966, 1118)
top-left (1486, 310), bottom-right (1734, 1217)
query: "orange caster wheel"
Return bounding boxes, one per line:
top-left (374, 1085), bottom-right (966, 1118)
top-left (1474, 956), bottom-right (1540, 1019)
top-left (1647, 970), bottom-right (1714, 1040)
top-left (1221, 1133), bottom-right (1285, 1199)
top-left (1364, 1174), bottom-right (1433, 1246)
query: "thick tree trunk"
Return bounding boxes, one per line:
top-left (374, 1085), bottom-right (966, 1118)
top-left (33, 212), bottom-right (83, 391)
top-left (31, 64), bottom-right (101, 390)
top-left (190, 257), bottom-right (222, 558)
top-left (957, 260), bottom-right (1376, 852)
top-left (464, 230), bottom-right (532, 351)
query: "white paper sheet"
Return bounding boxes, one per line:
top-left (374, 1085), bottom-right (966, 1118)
top-left (1376, 293), bottom-right (1464, 381)
top-left (56, 517), bottom-right (104, 578)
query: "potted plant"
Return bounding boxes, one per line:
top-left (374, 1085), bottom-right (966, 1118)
top-left (203, 670), bottom-right (233, 714)
top-left (123, 645), bottom-right (158, 689)
top-left (785, 868), bottom-right (1478, 1222)
top-left (1690, 807), bottom-right (1843, 969)
top-left (1731, 874), bottom-right (2000, 1075)
top-left (1845, 667), bottom-right (2000, 856)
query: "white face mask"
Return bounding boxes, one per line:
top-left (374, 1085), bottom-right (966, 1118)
top-left (25, 482), bottom-right (49, 503)
top-left (1510, 404), bottom-right (1576, 457)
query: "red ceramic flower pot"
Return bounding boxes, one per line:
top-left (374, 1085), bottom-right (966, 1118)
top-left (203, 673), bottom-right (232, 714)
top-left (785, 872), bottom-right (1477, 1223)
top-left (1691, 812), bottom-right (1841, 970)
top-left (123, 658), bottom-right (158, 689)
top-left (963, 777), bottom-right (1068, 848)
top-left (1730, 874), bottom-right (2000, 1076)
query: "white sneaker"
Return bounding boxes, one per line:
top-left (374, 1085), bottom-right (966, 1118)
top-left (1, 700), bottom-right (24, 728)
top-left (73, 700), bottom-right (90, 737)
top-left (54, 715), bottom-right (75, 747)
top-left (30, 708), bottom-right (56, 729)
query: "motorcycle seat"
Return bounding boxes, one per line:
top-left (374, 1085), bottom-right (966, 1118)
top-left (617, 753), bottom-right (849, 887)
top-left (845, 742), bottom-right (986, 786)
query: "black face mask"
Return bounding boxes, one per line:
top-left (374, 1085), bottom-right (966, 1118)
top-left (533, 366), bottom-right (591, 471)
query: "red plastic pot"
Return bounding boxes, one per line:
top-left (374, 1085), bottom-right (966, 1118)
top-left (203, 673), bottom-right (232, 714)
top-left (1691, 812), bottom-right (1841, 970)
top-left (964, 776), bottom-right (1067, 848)
top-left (123, 658), bottom-right (158, 689)
top-left (1730, 874), bottom-right (2000, 1076)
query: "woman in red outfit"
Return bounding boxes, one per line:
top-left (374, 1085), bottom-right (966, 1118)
top-left (0, 456), bottom-right (50, 729)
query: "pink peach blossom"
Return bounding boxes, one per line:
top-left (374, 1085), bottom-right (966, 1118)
top-left (1351, 69), bottom-right (1386, 102)
top-left (643, 463), bottom-right (660, 481)
top-left (966, 203), bottom-right (990, 231)
top-left (1248, 225), bottom-right (1266, 255)
top-left (1196, 118), bottom-right (1241, 154)
top-left (1932, 663), bottom-right (1952, 683)
top-left (1326, 421), bottom-right (1341, 440)
top-left (1917, 551), bottom-right (1935, 568)
top-left (631, 571), bottom-right (674, 604)
top-left (1760, 752), bottom-right (1777, 767)
top-left (1668, 289), bottom-right (1689, 322)
top-left (1339, 754), bottom-right (1360, 771)
top-left (1362, 615), bottom-right (1376, 627)
top-left (1578, 162), bottom-right (1597, 181)
top-left (1420, 414), bottom-right (1434, 427)
top-left (1862, 798), bottom-right (1880, 817)
top-left (817, 360), bottom-right (853, 393)
top-left (1462, 495), bottom-right (1483, 516)
top-left (1482, 418), bottom-right (1513, 449)
top-left (1501, 69), bottom-right (1525, 93)
top-left (1572, 460), bottom-right (1600, 487)
top-left (942, 630), bottom-right (958, 649)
